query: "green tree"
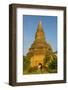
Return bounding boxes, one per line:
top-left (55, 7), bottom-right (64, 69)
top-left (48, 56), bottom-right (57, 73)
top-left (49, 58), bottom-right (57, 69)
top-left (23, 56), bottom-right (30, 71)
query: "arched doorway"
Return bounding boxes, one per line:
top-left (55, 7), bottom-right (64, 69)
top-left (38, 63), bottom-right (43, 70)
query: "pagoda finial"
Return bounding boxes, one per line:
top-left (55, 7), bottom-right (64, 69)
top-left (39, 21), bottom-right (42, 25)
top-left (35, 21), bottom-right (45, 41)
top-left (37, 21), bottom-right (43, 31)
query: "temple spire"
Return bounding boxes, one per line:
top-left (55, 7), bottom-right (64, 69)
top-left (37, 21), bottom-right (43, 32)
top-left (39, 21), bottom-right (42, 26)
top-left (35, 21), bottom-right (45, 41)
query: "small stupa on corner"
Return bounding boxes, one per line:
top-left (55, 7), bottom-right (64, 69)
top-left (27, 21), bottom-right (53, 67)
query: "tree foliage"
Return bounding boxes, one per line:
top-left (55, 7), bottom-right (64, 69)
top-left (23, 56), bottom-right (30, 71)
top-left (43, 53), bottom-right (57, 73)
top-left (48, 56), bottom-right (57, 69)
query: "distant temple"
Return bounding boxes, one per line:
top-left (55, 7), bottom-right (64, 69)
top-left (27, 21), bottom-right (54, 67)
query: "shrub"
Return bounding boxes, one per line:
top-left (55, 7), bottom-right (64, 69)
top-left (23, 56), bottom-right (30, 71)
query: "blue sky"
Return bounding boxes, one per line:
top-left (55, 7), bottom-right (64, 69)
top-left (23, 15), bottom-right (57, 55)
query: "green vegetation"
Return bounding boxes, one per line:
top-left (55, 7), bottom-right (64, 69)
top-left (23, 56), bottom-right (30, 74)
top-left (44, 53), bottom-right (57, 73)
top-left (48, 56), bottom-right (57, 73)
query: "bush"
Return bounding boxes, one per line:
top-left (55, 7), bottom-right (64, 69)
top-left (28, 67), bottom-right (37, 73)
top-left (48, 57), bottom-right (57, 73)
top-left (23, 56), bottom-right (30, 71)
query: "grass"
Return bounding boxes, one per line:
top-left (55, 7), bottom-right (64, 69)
top-left (23, 66), bottom-right (57, 75)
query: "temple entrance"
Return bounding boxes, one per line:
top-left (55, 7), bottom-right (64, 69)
top-left (38, 63), bottom-right (43, 70)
